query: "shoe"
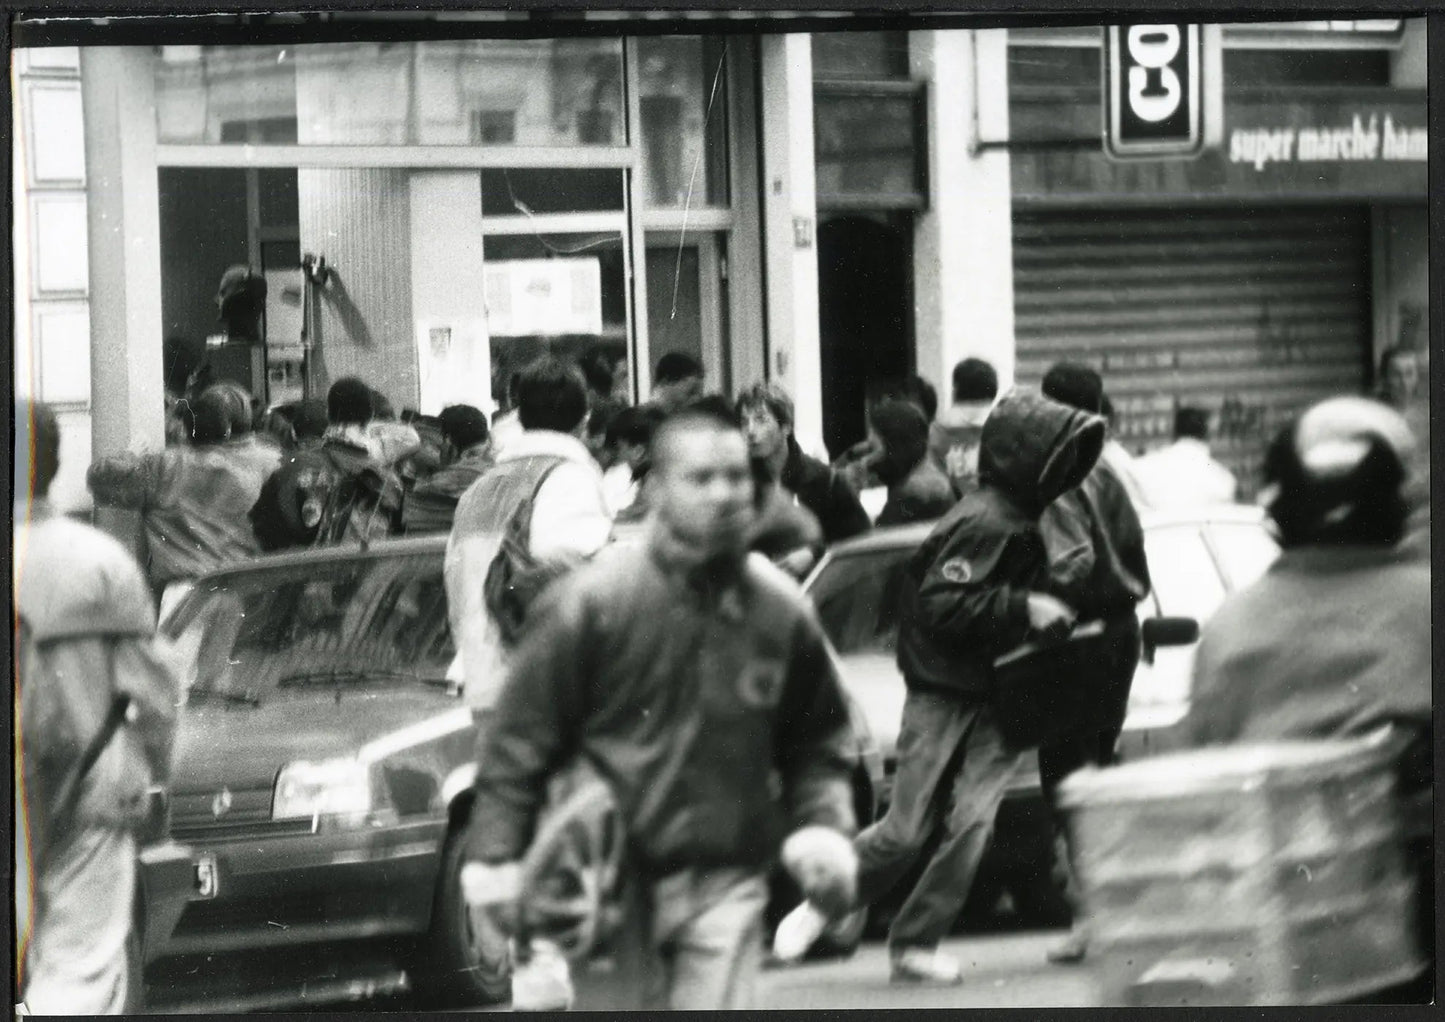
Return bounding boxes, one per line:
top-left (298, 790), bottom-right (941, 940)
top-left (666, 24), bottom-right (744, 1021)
top-left (772, 902), bottom-right (829, 963)
top-left (1045, 928), bottom-right (1088, 964)
top-left (890, 948), bottom-right (963, 986)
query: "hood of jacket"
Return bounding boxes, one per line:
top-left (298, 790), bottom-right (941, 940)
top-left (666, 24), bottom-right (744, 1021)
top-left (979, 391), bottom-right (1104, 515)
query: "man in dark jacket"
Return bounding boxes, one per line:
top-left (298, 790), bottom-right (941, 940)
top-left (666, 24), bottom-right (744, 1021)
top-left (737, 382), bottom-right (870, 544)
top-left (1035, 362), bottom-right (1152, 963)
top-left (402, 404), bottom-right (493, 533)
top-left (870, 399), bottom-right (957, 527)
top-left (459, 402), bottom-right (859, 1009)
top-left (774, 391), bottom-right (1105, 983)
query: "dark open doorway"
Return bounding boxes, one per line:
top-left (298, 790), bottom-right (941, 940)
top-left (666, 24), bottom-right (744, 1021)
top-left (817, 213), bottom-right (914, 458)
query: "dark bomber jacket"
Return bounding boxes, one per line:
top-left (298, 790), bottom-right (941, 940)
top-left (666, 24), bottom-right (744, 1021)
top-left (896, 392), bottom-right (1105, 700)
top-left (465, 533), bottom-right (858, 874)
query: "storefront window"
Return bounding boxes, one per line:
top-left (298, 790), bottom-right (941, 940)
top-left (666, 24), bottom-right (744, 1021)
top-left (812, 31), bottom-right (911, 80)
top-left (814, 84), bottom-right (926, 207)
top-left (636, 36), bottom-right (729, 208)
top-left (154, 39), bottom-right (626, 147)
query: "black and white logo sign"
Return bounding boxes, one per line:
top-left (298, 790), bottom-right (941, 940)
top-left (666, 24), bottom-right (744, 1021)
top-left (1104, 24), bottom-right (1204, 159)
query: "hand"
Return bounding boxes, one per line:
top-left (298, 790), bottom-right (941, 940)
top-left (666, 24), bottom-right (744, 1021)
top-left (1026, 593), bottom-right (1076, 638)
top-left (775, 547), bottom-right (818, 579)
top-left (781, 826), bottom-right (858, 919)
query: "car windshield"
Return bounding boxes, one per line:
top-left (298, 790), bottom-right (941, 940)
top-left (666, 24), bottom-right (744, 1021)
top-left (163, 552), bottom-right (455, 704)
top-left (808, 547), bottom-right (914, 656)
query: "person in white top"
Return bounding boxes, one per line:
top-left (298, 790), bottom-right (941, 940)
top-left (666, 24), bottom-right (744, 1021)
top-left (1132, 406), bottom-right (1238, 510)
top-left (445, 357), bottom-right (613, 709)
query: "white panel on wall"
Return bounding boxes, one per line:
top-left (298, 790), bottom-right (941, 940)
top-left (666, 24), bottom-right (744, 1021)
top-left (22, 47), bottom-right (81, 72)
top-left (26, 82), bottom-right (87, 184)
top-left (33, 195), bottom-right (89, 295)
top-left (36, 306), bottom-right (92, 405)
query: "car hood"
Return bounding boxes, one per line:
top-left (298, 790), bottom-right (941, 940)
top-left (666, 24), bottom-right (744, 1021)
top-left (171, 688), bottom-right (471, 794)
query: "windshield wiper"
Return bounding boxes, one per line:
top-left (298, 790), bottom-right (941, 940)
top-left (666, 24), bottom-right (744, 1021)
top-left (188, 685), bottom-right (261, 707)
top-left (278, 669), bottom-right (451, 689)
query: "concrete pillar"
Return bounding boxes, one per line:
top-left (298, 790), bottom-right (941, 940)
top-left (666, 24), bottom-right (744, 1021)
top-left (759, 34), bottom-right (824, 452)
top-left (81, 47), bottom-right (165, 456)
top-left (81, 47), bottom-right (164, 548)
top-left (910, 29), bottom-right (1016, 396)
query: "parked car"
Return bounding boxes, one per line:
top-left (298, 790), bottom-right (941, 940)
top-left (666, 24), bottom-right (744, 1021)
top-left (144, 535), bottom-right (885, 1008)
top-left (800, 504), bottom-right (1281, 925)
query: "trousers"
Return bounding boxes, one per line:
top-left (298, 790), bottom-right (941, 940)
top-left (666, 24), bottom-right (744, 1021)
top-left (853, 689), bottom-right (1025, 952)
top-left (573, 866), bottom-right (769, 1010)
top-left (22, 826), bottom-right (136, 1015)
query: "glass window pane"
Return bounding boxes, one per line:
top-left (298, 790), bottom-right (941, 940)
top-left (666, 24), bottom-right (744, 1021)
top-left (808, 548), bottom-right (913, 655)
top-left (637, 36), bottom-right (729, 208)
top-left (154, 39), bottom-right (625, 147)
top-left (814, 89), bottom-right (923, 204)
top-left (645, 245), bottom-right (702, 380)
top-left (481, 168), bottom-right (625, 215)
top-left (811, 31), bottom-right (911, 80)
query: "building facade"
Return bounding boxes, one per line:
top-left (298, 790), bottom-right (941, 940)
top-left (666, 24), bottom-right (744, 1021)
top-left (12, 17), bottom-right (1428, 521)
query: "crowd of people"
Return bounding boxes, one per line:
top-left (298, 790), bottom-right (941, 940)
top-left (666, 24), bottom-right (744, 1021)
top-left (15, 335), bottom-right (1432, 1012)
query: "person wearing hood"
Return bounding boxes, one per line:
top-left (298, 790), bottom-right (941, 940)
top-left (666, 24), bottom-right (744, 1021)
top-left (737, 382), bottom-right (870, 545)
top-left (928, 358), bottom-right (998, 498)
top-left (1185, 396), bottom-right (1430, 1003)
top-left (870, 399), bottom-right (957, 528)
top-left (774, 390), bottom-right (1105, 984)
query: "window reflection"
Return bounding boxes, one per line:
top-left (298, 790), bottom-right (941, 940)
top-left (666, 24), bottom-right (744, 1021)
top-left (637, 36), bottom-right (729, 207)
top-left (155, 39), bottom-right (626, 147)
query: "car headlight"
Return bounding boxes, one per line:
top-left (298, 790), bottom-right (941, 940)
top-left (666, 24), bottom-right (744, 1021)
top-left (273, 758), bottom-right (372, 822)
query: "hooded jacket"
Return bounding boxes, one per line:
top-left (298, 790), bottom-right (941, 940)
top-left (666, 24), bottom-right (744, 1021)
top-left (896, 392), bottom-right (1105, 699)
top-left (779, 437), bottom-right (871, 545)
top-left (1040, 458), bottom-right (1151, 619)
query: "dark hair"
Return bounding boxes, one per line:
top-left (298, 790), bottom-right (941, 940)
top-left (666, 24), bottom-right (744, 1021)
top-left (1174, 406), bottom-right (1210, 442)
top-left (437, 404), bottom-right (490, 450)
top-left (578, 346), bottom-right (622, 396)
top-left (654, 352), bottom-right (703, 385)
top-left (1100, 394), bottom-right (1116, 423)
top-left (516, 355), bottom-right (589, 433)
top-left (292, 399), bottom-right (330, 441)
top-left (328, 377), bottom-right (375, 426)
top-left (190, 388), bottom-right (235, 445)
top-left (606, 403), bottom-right (668, 449)
top-left (735, 382), bottom-right (794, 431)
top-left (909, 375), bottom-right (939, 422)
top-left (17, 401), bottom-right (60, 499)
top-left (1042, 362), bottom-right (1104, 415)
top-left (369, 389), bottom-right (397, 422)
top-left (869, 399), bottom-right (930, 480)
top-left (204, 381), bottom-right (253, 436)
top-left (868, 375), bottom-right (939, 423)
top-left (1263, 422), bottom-right (1407, 548)
top-left (952, 358), bottom-right (999, 404)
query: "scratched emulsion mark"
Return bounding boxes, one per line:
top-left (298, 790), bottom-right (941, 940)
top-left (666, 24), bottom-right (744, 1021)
top-left (670, 43), bottom-right (730, 323)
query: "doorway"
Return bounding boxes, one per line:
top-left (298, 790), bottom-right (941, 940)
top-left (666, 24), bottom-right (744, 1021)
top-left (817, 213), bottom-right (914, 458)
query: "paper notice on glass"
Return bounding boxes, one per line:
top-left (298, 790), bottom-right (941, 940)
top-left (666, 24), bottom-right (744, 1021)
top-left (483, 257), bottom-right (602, 337)
top-left (415, 317), bottom-right (493, 417)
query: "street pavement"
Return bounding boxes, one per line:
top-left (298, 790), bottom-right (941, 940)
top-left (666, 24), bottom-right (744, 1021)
top-left (761, 932), bottom-right (1103, 1010)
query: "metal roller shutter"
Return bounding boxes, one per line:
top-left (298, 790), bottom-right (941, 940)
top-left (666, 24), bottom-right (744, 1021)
top-left (1013, 206), bottom-right (1371, 498)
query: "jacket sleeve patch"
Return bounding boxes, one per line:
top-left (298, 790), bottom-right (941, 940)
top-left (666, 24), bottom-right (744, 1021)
top-left (939, 557), bottom-right (973, 584)
top-left (739, 658), bottom-right (786, 709)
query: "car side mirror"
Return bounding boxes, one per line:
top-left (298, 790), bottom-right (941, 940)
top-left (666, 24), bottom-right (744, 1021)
top-left (1141, 616), bottom-right (1200, 665)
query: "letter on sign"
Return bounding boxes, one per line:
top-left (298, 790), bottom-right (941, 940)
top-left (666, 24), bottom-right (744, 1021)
top-left (1104, 23), bottom-right (1203, 159)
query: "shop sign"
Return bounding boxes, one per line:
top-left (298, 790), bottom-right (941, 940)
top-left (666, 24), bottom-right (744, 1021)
top-left (1103, 24), bottom-right (1204, 159)
top-left (1227, 112), bottom-right (1427, 171)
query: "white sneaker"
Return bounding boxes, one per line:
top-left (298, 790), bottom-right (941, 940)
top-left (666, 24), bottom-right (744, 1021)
top-left (772, 901), bottom-right (830, 963)
top-left (890, 948), bottom-right (963, 986)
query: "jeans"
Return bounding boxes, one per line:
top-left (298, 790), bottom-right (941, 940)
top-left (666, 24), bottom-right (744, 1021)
top-left (23, 827), bottom-right (136, 1015)
top-left (574, 866), bottom-right (769, 1010)
top-left (853, 689), bottom-right (1025, 953)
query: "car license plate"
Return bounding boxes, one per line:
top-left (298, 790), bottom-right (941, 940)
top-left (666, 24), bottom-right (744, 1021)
top-left (193, 855), bottom-right (219, 900)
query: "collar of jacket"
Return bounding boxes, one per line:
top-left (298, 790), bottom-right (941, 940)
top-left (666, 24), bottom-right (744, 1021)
top-left (323, 423), bottom-right (377, 457)
top-left (644, 518), bottom-right (749, 618)
top-left (780, 436), bottom-right (828, 492)
top-left (496, 429), bottom-right (595, 469)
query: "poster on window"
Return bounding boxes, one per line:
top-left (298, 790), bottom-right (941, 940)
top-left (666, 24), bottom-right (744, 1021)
top-left (483, 257), bottom-right (602, 337)
top-left (415, 317), bottom-right (493, 417)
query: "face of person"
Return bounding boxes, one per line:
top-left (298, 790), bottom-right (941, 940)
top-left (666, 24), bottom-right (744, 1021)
top-left (653, 374), bottom-right (703, 412)
top-left (741, 405), bottom-right (789, 462)
top-left (1384, 351), bottom-right (1420, 406)
top-left (653, 426), bottom-right (755, 555)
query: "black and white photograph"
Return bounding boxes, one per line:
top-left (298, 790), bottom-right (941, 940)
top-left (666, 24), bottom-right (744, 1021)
top-left (10, 7), bottom-right (1433, 1013)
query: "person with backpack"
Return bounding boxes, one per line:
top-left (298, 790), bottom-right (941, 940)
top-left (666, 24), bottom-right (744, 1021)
top-left (444, 356), bottom-right (612, 709)
top-left (248, 377), bottom-right (406, 551)
top-left (403, 404), bottom-right (494, 534)
top-left (737, 382), bottom-right (870, 545)
top-left (16, 401), bottom-right (181, 1014)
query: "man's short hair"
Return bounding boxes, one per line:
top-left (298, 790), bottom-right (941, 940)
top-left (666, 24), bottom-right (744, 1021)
top-left (205, 381), bottom-right (254, 435)
top-left (652, 396), bottom-right (746, 474)
top-left (951, 358), bottom-right (999, 404)
top-left (1041, 362), bottom-right (1104, 415)
top-left (437, 404), bottom-right (490, 450)
top-left (869, 398), bottom-right (930, 467)
top-left (516, 355), bottom-right (589, 433)
top-left (17, 401), bottom-right (60, 499)
top-left (370, 388), bottom-right (397, 422)
top-left (328, 377), bottom-right (375, 426)
top-left (734, 382), bottom-right (794, 431)
top-left (579, 346), bottom-right (623, 396)
top-left (654, 352), bottom-right (703, 385)
top-left (1175, 406), bottom-right (1211, 441)
top-left (606, 403), bottom-right (668, 449)
top-left (909, 375), bottom-right (939, 422)
top-left (292, 399), bottom-right (330, 440)
top-left (191, 387), bottom-right (236, 445)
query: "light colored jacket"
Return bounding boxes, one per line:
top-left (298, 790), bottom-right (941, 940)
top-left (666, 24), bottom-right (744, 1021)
top-left (1132, 437), bottom-right (1238, 510)
top-left (445, 430), bottom-right (612, 708)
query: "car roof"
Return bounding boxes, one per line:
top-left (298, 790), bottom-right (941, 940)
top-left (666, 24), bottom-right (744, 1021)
top-left (817, 503), bottom-right (1266, 558)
